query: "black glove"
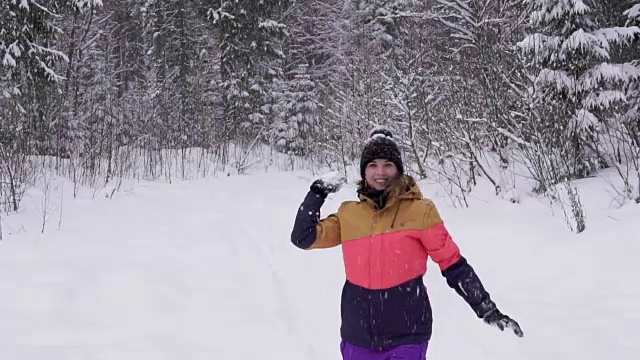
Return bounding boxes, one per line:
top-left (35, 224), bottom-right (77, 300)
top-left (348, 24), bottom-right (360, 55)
top-left (309, 175), bottom-right (345, 199)
top-left (482, 308), bottom-right (524, 337)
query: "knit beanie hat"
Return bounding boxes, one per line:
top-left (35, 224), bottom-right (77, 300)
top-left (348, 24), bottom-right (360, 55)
top-left (360, 127), bottom-right (404, 179)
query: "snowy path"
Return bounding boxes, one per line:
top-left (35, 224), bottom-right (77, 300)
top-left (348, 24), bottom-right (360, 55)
top-left (0, 171), bottom-right (638, 359)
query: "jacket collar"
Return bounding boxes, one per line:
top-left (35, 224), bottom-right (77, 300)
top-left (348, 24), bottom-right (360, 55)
top-left (357, 175), bottom-right (423, 211)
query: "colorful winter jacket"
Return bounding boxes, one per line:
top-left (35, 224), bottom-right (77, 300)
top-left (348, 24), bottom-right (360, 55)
top-left (291, 176), bottom-right (497, 350)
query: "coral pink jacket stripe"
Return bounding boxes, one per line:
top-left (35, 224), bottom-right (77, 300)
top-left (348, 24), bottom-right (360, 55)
top-left (342, 222), bottom-right (461, 290)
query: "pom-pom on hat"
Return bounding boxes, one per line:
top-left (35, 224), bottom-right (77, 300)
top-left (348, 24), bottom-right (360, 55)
top-left (360, 127), bottom-right (404, 179)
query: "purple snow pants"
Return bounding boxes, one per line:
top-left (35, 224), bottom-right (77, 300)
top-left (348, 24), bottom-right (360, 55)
top-left (340, 341), bottom-right (428, 360)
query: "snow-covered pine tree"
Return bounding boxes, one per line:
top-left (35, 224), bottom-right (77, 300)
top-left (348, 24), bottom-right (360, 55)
top-left (516, 0), bottom-right (640, 230)
top-left (352, 0), bottom-right (414, 49)
top-left (55, 0), bottom-right (105, 182)
top-left (138, 1), bottom-right (213, 178)
top-left (276, 0), bottom-right (351, 168)
top-left (624, 3), bottom-right (640, 149)
top-left (207, 0), bottom-right (290, 148)
top-left (271, 64), bottom-right (320, 157)
top-left (614, 1), bottom-right (640, 203)
top-left (0, 0), bottom-right (94, 211)
top-left (0, 0), bottom-right (79, 156)
top-left (343, 0), bottom-right (418, 150)
top-left (83, 0), bottom-right (146, 183)
top-left (141, 1), bottom-right (210, 157)
top-left (517, 0), bottom-right (640, 180)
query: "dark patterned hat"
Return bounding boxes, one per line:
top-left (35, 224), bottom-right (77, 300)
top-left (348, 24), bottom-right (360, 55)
top-left (360, 127), bottom-right (404, 179)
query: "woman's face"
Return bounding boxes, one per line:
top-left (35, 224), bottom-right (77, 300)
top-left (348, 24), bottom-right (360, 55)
top-left (364, 159), bottom-right (398, 190)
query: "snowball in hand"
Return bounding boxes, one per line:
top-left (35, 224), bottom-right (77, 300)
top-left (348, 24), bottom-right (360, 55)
top-left (319, 171), bottom-right (346, 188)
top-left (311, 171), bottom-right (347, 195)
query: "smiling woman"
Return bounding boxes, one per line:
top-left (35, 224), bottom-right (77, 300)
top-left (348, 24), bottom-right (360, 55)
top-left (290, 127), bottom-right (524, 360)
top-left (364, 159), bottom-right (398, 190)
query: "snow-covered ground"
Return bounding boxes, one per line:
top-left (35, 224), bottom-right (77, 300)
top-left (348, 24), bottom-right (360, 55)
top-left (1, 168), bottom-right (638, 360)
